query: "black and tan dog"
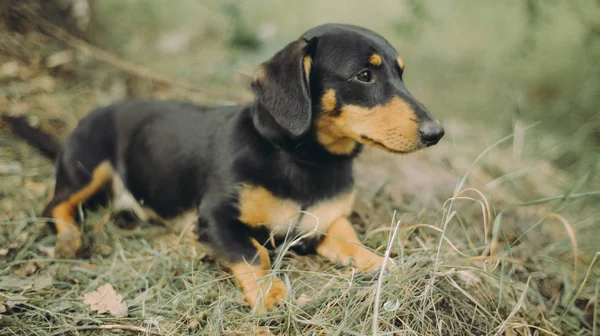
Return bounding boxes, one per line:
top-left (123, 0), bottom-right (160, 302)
top-left (4, 24), bottom-right (444, 311)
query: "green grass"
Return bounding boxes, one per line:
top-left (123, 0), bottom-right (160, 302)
top-left (1, 0), bottom-right (600, 335)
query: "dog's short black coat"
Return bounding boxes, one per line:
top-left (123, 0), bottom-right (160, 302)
top-left (4, 23), bottom-right (444, 311)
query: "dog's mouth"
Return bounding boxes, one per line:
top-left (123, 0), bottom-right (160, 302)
top-left (358, 135), bottom-right (420, 154)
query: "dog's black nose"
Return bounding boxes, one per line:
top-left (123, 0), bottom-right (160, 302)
top-left (418, 121), bottom-right (444, 146)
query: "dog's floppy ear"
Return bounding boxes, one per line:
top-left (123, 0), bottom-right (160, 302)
top-left (252, 38), bottom-right (316, 138)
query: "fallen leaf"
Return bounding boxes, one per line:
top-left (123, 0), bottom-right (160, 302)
top-left (83, 283), bottom-right (128, 317)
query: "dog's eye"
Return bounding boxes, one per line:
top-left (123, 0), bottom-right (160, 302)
top-left (355, 70), bottom-right (372, 83)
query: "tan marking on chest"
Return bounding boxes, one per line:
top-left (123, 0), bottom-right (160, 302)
top-left (237, 185), bottom-right (356, 235)
top-left (238, 185), bottom-right (300, 231)
top-left (299, 190), bottom-right (356, 233)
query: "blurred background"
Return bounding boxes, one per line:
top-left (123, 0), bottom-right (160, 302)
top-left (1, 0), bottom-right (599, 334)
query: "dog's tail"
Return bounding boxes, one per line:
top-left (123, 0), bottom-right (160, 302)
top-left (2, 115), bottom-right (62, 160)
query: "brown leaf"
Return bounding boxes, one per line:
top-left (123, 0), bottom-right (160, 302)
top-left (83, 283), bottom-right (128, 317)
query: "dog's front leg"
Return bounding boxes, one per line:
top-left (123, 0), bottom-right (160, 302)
top-left (227, 238), bottom-right (287, 312)
top-left (316, 217), bottom-right (393, 272)
top-left (197, 209), bottom-right (287, 312)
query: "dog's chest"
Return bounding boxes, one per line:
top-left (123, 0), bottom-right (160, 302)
top-left (237, 185), bottom-right (356, 236)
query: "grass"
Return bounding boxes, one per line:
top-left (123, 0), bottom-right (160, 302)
top-left (2, 1), bottom-right (600, 335)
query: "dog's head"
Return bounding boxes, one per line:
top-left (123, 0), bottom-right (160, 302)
top-left (252, 23), bottom-right (444, 155)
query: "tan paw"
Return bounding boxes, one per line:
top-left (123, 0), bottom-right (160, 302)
top-left (352, 249), bottom-right (395, 273)
top-left (317, 242), bottom-right (395, 273)
top-left (261, 276), bottom-right (287, 311)
top-left (54, 226), bottom-right (82, 259)
top-left (244, 275), bottom-right (287, 312)
top-left (316, 241), bottom-right (354, 267)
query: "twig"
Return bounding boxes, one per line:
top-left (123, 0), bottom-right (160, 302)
top-left (48, 324), bottom-right (164, 336)
top-left (21, 10), bottom-right (250, 104)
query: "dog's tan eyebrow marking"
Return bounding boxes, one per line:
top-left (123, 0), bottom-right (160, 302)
top-left (369, 53), bottom-right (382, 67)
top-left (396, 56), bottom-right (405, 70)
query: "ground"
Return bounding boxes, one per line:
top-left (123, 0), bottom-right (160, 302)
top-left (1, 1), bottom-right (599, 335)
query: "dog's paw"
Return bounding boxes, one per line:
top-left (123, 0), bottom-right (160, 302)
top-left (318, 242), bottom-right (395, 274)
top-left (244, 275), bottom-right (287, 313)
top-left (352, 249), bottom-right (395, 273)
top-left (261, 276), bottom-right (287, 311)
top-left (54, 226), bottom-right (82, 259)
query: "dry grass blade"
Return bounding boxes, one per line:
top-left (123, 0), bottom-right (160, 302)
top-left (403, 223), bottom-right (470, 257)
top-left (447, 188), bottom-right (492, 245)
top-left (372, 212), bottom-right (400, 336)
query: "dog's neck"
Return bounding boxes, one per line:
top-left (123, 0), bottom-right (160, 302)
top-left (248, 102), bottom-right (362, 169)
